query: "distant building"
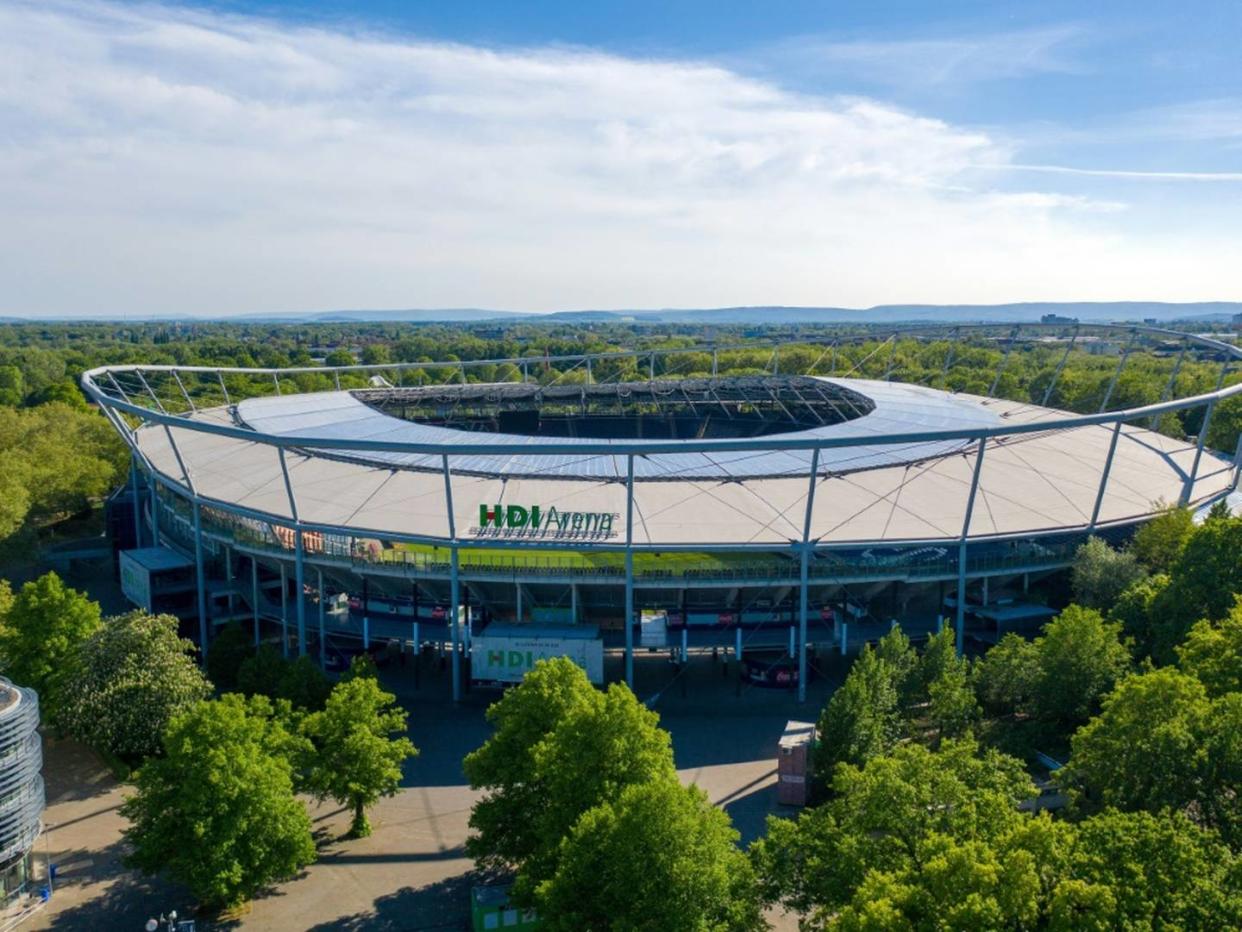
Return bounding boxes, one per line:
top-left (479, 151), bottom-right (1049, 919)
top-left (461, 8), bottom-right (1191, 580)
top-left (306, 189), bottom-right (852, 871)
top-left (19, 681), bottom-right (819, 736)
top-left (1040, 313), bottom-right (1078, 326)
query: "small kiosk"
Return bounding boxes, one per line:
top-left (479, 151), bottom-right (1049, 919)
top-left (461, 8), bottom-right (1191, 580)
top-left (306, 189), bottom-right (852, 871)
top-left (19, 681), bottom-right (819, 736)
top-left (777, 720), bottom-right (816, 806)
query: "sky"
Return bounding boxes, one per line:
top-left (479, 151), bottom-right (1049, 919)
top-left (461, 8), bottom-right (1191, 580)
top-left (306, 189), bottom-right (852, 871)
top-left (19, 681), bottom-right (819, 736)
top-left (1, 1), bottom-right (1241, 317)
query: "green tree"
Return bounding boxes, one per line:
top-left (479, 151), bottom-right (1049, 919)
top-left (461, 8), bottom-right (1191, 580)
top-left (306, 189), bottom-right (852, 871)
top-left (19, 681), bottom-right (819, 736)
top-left (237, 643), bottom-right (287, 697)
top-left (1108, 573), bottom-right (1169, 659)
top-left (360, 344), bottom-right (391, 365)
top-left (812, 645), bottom-right (901, 787)
top-left (1029, 606), bottom-right (1130, 731)
top-left (304, 675), bottom-right (416, 838)
top-left (59, 611), bottom-right (212, 761)
top-left (1069, 808), bottom-right (1242, 930)
top-left (278, 655), bottom-right (332, 711)
top-left (536, 780), bottom-right (764, 931)
top-left (1070, 537), bottom-right (1146, 611)
top-left (928, 661), bottom-right (979, 742)
top-left (756, 742), bottom-right (1242, 929)
top-left (875, 624), bottom-right (919, 708)
top-left (205, 621), bottom-right (253, 693)
top-left (464, 658), bottom-right (676, 900)
top-left (0, 571), bottom-right (101, 717)
top-left (1201, 692), bottom-right (1242, 847)
top-left (973, 632), bottom-right (1039, 716)
top-left (914, 626), bottom-right (960, 705)
top-left (1062, 668), bottom-right (1209, 817)
top-left (1129, 503), bottom-right (1195, 573)
top-left (0, 468), bottom-right (31, 542)
top-left (1150, 513), bottom-right (1242, 661)
top-left (324, 349), bottom-right (355, 367)
top-left (341, 651), bottom-right (380, 681)
top-left (753, 738), bottom-right (1034, 924)
top-left (0, 365), bottom-right (24, 406)
top-left (1178, 599), bottom-right (1242, 697)
top-left (121, 694), bottom-right (316, 909)
top-left (464, 657), bottom-right (600, 873)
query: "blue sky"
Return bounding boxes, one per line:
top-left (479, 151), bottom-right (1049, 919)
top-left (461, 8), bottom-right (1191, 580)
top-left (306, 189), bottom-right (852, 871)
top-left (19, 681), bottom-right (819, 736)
top-left (1, 0), bottom-right (1240, 316)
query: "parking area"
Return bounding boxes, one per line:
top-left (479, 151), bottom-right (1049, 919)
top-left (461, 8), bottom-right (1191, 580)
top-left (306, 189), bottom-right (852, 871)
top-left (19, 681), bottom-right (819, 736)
top-left (31, 649), bottom-right (826, 930)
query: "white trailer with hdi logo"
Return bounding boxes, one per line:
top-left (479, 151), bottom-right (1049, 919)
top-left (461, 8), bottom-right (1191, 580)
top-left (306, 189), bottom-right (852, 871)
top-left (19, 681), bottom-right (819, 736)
top-left (471, 624), bottom-right (604, 686)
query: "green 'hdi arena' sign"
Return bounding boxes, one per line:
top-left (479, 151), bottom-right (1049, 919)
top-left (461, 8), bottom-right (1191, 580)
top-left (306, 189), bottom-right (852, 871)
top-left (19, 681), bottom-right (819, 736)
top-left (473, 504), bottom-right (618, 540)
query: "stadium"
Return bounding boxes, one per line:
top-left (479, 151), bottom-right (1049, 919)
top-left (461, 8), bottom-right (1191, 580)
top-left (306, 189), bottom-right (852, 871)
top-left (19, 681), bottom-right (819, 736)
top-left (83, 324), bottom-right (1242, 702)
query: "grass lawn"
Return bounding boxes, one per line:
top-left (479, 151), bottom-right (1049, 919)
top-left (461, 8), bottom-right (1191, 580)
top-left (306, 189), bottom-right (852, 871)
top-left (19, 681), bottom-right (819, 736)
top-left (382, 541), bottom-right (783, 575)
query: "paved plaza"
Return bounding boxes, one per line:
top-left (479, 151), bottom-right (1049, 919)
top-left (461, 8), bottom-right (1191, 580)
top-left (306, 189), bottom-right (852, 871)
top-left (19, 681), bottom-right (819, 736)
top-left (30, 648), bottom-right (839, 930)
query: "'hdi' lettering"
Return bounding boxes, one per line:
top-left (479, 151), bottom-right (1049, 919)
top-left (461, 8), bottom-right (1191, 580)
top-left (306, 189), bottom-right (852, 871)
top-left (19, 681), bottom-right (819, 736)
top-left (479, 504), bottom-right (542, 529)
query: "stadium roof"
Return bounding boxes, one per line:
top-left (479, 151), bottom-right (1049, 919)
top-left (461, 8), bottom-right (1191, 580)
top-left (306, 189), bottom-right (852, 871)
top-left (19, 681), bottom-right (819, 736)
top-left (130, 377), bottom-right (1236, 547)
top-left (235, 378), bottom-right (1003, 480)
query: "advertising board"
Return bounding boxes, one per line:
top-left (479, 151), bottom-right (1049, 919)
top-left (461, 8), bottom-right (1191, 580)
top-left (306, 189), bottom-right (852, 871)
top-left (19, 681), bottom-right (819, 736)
top-left (472, 626), bottom-right (604, 685)
top-left (119, 551), bottom-right (152, 611)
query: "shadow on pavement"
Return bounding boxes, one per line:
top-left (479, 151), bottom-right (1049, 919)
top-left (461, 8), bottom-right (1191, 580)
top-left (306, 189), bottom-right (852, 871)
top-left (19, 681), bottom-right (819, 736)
top-left (305, 870), bottom-right (480, 932)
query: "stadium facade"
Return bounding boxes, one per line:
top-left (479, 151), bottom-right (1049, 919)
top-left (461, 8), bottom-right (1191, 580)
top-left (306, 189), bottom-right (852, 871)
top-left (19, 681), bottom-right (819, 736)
top-left (84, 325), bottom-right (1242, 702)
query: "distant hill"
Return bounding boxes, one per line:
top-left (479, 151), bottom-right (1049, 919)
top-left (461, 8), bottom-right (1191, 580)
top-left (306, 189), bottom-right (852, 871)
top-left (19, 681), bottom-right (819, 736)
top-left (4, 302), bottom-right (1240, 325)
top-left (627, 303), bottom-right (1242, 325)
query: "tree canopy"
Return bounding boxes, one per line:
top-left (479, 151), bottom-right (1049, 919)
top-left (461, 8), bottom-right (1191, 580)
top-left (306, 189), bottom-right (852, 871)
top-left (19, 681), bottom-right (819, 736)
top-left (59, 610), bottom-right (212, 761)
top-left (535, 780), bottom-right (763, 932)
top-left (812, 644), bottom-right (901, 785)
top-left (0, 571), bottom-right (101, 717)
top-left (465, 657), bottom-right (690, 907)
top-left (121, 694), bottom-right (316, 909)
top-left (1062, 667), bottom-right (1242, 846)
top-left (303, 675), bottom-right (417, 838)
top-left (1070, 536), bottom-right (1146, 611)
top-left (1177, 598), bottom-right (1242, 697)
top-left (754, 738), bottom-right (1242, 930)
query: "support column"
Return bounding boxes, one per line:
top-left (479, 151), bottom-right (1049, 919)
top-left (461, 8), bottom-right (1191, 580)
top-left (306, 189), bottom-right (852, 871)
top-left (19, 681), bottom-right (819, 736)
top-left (251, 556), bottom-right (260, 648)
top-left (225, 546), bottom-right (235, 614)
top-left (516, 583), bottom-right (523, 623)
top-left (624, 455), bottom-right (635, 688)
top-left (277, 447), bottom-right (305, 657)
top-left (571, 583), bottom-right (579, 624)
top-left (1041, 326), bottom-right (1079, 407)
top-left (1089, 421), bottom-right (1123, 530)
top-left (450, 547), bottom-right (461, 701)
top-left (317, 567), bottom-right (326, 668)
top-left (193, 501), bottom-right (208, 661)
top-left (442, 453), bottom-right (461, 702)
top-left (1182, 362), bottom-right (1231, 506)
top-left (149, 476), bottom-right (159, 546)
top-left (1099, 329), bottom-right (1138, 413)
top-left (1151, 343), bottom-right (1187, 429)
top-left (798, 447), bottom-right (821, 704)
top-left (294, 530), bottom-right (306, 657)
top-left (130, 456), bottom-right (143, 547)
top-left (280, 562), bottom-right (288, 658)
top-left (956, 439), bottom-right (988, 654)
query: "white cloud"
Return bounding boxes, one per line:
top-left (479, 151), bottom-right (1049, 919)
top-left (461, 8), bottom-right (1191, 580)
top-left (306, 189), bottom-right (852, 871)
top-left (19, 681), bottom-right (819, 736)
top-left (0, 0), bottom-right (1238, 316)
top-left (751, 25), bottom-right (1086, 90)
